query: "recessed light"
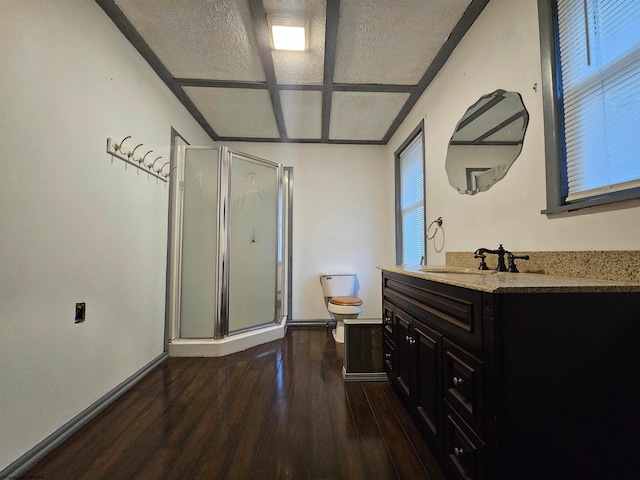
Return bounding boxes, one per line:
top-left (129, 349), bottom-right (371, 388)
top-left (267, 14), bottom-right (308, 51)
top-left (271, 25), bottom-right (306, 50)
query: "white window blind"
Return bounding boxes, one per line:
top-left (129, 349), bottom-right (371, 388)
top-left (399, 135), bottom-right (424, 264)
top-left (557, 0), bottom-right (640, 202)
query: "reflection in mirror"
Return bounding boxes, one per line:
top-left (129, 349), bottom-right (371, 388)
top-left (446, 90), bottom-right (529, 195)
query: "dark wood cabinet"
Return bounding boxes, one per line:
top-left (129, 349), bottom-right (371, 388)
top-left (390, 306), bottom-right (443, 443)
top-left (443, 338), bottom-right (484, 439)
top-left (382, 270), bottom-right (640, 480)
top-left (343, 320), bottom-right (384, 380)
top-left (413, 321), bottom-right (441, 441)
top-left (395, 309), bottom-right (412, 398)
top-left (382, 301), bottom-right (396, 380)
top-left (443, 405), bottom-right (485, 480)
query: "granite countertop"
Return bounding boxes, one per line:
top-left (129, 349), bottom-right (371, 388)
top-left (378, 265), bottom-right (640, 293)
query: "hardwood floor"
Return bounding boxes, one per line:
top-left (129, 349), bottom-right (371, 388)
top-left (25, 327), bottom-right (446, 480)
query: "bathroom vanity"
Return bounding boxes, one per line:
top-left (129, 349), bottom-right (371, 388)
top-left (380, 266), bottom-right (640, 480)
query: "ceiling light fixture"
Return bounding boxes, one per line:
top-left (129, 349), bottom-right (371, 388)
top-left (267, 14), bottom-right (308, 51)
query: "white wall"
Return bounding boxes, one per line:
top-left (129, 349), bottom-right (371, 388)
top-left (10, 0), bottom-right (640, 471)
top-left (223, 142), bottom-right (394, 321)
top-left (387, 0), bottom-right (640, 265)
top-left (0, 0), bottom-right (213, 470)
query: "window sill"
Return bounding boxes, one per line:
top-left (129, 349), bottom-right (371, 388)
top-left (542, 187), bottom-right (640, 215)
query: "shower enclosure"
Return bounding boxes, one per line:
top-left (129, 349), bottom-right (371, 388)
top-left (167, 143), bottom-right (291, 356)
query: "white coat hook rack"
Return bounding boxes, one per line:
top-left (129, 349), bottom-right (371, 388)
top-left (106, 137), bottom-right (168, 182)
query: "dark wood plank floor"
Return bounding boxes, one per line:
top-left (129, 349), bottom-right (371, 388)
top-left (25, 327), bottom-right (446, 480)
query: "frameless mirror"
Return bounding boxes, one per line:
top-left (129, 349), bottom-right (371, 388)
top-left (446, 90), bottom-right (529, 195)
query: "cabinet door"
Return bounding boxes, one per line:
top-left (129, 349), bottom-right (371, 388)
top-left (395, 311), bottom-right (412, 399)
top-left (413, 321), bottom-right (441, 443)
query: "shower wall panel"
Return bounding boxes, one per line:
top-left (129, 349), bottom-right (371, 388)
top-left (179, 148), bottom-right (220, 338)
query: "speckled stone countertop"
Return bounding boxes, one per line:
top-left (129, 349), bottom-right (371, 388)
top-left (446, 250), bottom-right (640, 283)
top-left (378, 265), bottom-right (640, 293)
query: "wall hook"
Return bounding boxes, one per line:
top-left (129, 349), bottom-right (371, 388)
top-left (105, 136), bottom-right (166, 183)
top-left (158, 161), bottom-right (170, 174)
top-left (116, 136), bottom-right (131, 152)
top-left (164, 166), bottom-right (178, 178)
top-left (128, 143), bottom-right (143, 160)
top-left (140, 150), bottom-right (153, 165)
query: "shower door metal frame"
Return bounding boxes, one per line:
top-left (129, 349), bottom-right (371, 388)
top-left (283, 166), bottom-right (293, 323)
top-left (213, 146), bottom-right (229, 339)
top-left (223, 149), bottom-right (283, 336)
top-left (168, 143), bottom-right (286, 341)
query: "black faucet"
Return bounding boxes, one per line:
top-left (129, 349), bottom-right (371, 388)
top-left (474, 244), bottom-right (508, 271)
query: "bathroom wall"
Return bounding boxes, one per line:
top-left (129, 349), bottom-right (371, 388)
top-left (387, 0), bottom-right (640, 264)
top-left (9, 0), bottom-right (640, 472)
top-left (223, 142), bottom-right (394, 322)
top-left (0, 0), bottom-right (213, 471)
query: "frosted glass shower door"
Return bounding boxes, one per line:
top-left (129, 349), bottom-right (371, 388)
top-left (227, 152), bottom-right (280, 333)
top-left (179, 147), bottom-right (220, 338)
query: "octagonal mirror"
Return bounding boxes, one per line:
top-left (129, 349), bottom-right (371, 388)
top-left (446, 90), bottom-right (529, 195)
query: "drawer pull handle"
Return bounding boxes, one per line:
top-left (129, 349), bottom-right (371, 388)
top-left (454, 447), bottom-right (465, 457)
top-left (384, 317), bottom-right (391, 325)
top-left (453, 377), bottom-right (464, 386)
top-left (385, 353), bottom-right (392, 358)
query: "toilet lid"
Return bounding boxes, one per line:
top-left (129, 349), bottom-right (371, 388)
top-left (329, 295), bottom-right (363, 306)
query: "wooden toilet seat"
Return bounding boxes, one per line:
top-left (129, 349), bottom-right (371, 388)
top-left (329, 295), bottom-right (363, 306)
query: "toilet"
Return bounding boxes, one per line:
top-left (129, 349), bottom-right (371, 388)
top-left (319, 273), bottom-right (364, 343)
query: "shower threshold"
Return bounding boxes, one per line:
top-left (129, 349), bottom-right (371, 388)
top-left (169, 318), bottom-right (287, 357)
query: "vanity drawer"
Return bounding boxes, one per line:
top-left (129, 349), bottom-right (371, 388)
top-left (383, 274), bottom-right (483, 353)
top-left (443, 338), bottom-right (485, 437)
top-left (443, 406), bottom-right (486, 480)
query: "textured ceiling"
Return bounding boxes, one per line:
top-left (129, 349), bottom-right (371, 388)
top-left (98, 0), bottom-right (489, 144)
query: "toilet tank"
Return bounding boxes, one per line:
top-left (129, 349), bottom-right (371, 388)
top-left (320, 273), bottom-right (357, 297)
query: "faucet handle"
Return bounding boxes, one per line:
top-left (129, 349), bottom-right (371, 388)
top-left (474, 253), bottom-right (489, 270)
top-left (507, 254), bottom-right (530, 273)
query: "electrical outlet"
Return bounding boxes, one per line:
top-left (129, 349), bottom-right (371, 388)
top-left (75, 302), bottom-right (86, 324)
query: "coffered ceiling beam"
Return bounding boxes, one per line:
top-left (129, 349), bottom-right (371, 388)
top-left (175, 79), bottom-right (269, 89)
top-left (216, 136), bottom-right (385, 145)
top-left (333, 84), bottom-right (415, 93)
top-left (175, 79), bottom-right (414, 94)
top-left (95, 0), bottom-right (219, 142)
top-left (382, 0), bottom-right (491, 144)
top-left (248, 0), bottom-right (288, 141)
top-left (321, 0), bottom-right (340, 142)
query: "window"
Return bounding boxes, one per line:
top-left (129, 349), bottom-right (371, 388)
top-left (395, 122), bottom-right (425, 264)
top-left (539, 0), bottom-right (640, 213)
